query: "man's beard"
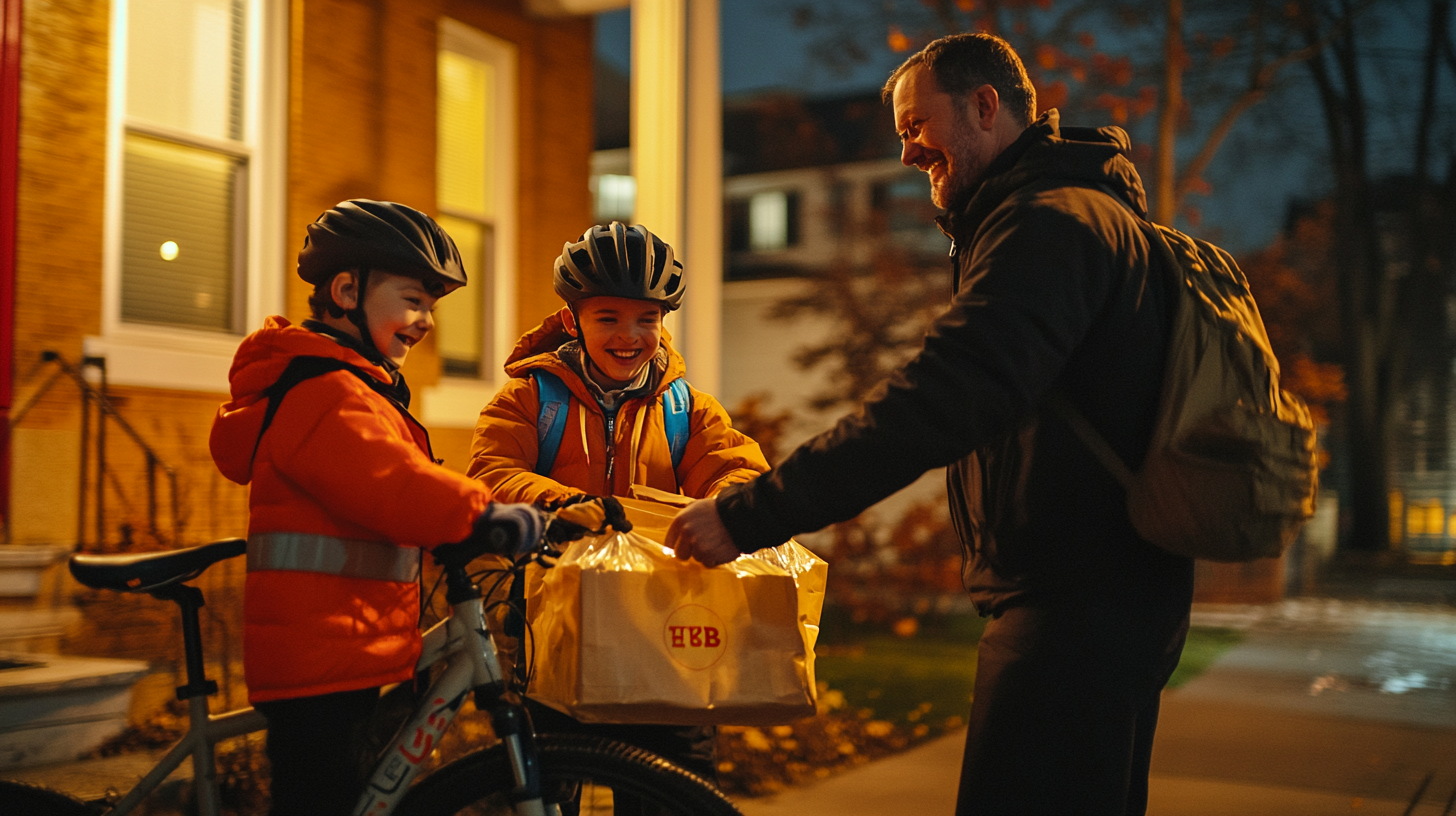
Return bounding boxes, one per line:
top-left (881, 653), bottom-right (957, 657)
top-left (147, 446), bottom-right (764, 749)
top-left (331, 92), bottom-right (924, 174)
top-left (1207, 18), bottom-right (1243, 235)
top-left (934, 112), bottom-right (990, 212)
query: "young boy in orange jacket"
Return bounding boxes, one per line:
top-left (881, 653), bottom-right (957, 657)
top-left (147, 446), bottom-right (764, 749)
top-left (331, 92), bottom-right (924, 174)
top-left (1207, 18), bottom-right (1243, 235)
top-left (210, 200), bottom-right (538, 815)
top-left (468, 222), bottom-right (770, 788)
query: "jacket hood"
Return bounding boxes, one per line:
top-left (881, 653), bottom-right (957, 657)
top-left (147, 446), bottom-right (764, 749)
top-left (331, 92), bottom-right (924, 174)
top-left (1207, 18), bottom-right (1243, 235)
top-left (211, 316), bottom-right (392, 483)
top-left (945, 109), bottom-right (1149, 240)
top-left (501, 307), bottom-right (687, 398)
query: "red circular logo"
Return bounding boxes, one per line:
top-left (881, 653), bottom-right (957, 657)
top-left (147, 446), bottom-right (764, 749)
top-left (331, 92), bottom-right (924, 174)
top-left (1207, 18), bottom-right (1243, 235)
top-left (662, 604), bottom-right (728, 670)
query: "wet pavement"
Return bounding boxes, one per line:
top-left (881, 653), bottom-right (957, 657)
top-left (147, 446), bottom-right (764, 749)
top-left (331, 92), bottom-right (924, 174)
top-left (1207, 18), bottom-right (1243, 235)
top-left (1152, 598), bottom-right (1456, 815)
top-left (736, 597), bottom-right (1456, 816)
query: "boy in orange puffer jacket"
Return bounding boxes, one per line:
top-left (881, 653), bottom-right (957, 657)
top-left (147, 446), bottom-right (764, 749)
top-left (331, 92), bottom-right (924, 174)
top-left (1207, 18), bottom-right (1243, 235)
top-left (467, 222), bottom-right (769, 791)
top-left (210, 200), bottom-right (537, 816)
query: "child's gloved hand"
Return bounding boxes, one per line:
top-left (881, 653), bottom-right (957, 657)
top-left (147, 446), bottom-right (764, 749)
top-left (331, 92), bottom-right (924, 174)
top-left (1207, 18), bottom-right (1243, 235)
top-left (433, 503), bottom-right (544, 568)
top-left (546, 495), bottom-right (634, 544)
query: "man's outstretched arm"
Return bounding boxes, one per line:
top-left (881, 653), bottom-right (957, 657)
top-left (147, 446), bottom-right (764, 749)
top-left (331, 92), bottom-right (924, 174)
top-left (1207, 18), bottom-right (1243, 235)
top-left (671, 204), bottom-right (1113, 562)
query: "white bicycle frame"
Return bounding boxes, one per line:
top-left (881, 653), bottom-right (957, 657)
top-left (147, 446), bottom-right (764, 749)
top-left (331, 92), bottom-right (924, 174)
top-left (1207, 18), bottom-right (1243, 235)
top-left (102, 701), bottom-right (266, 816)
top-left (94, 567), bottom-right (556, 816)
top-left (353, 576), bottom-right (556, 816)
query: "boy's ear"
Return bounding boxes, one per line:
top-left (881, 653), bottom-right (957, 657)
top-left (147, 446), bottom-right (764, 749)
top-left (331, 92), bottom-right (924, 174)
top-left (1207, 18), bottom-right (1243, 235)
top-left (330, 271), bottom-right (360, 312)
top-left (561, 308), bottom-right (579, 337)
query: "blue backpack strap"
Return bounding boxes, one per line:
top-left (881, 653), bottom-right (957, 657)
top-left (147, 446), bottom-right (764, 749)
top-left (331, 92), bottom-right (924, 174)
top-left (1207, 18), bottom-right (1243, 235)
top-left (531, 370), bottom-right (573, 477)
top-left (662, 378), bottom-right (692, 470)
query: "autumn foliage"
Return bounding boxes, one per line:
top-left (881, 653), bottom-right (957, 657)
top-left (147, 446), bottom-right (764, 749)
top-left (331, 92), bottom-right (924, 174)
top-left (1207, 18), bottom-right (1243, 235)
top-left (1240, 201), bottom-right (1347, 426)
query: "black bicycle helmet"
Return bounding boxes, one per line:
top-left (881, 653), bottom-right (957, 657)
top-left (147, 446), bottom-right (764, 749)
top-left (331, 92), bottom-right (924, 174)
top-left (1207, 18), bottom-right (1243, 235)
top-left (297, 199), bottom-right (467, 293)
top-left (553, 222), bottom-right (685, 311)
top-left (297, 200), bottom-right (465, 365)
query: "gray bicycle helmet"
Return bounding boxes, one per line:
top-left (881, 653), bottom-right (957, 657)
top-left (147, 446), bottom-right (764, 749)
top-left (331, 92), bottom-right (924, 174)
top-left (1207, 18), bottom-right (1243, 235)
top-left (298, 199), bottom-right (467, 293)
top-left (553, 222), bottom-right (685, 311)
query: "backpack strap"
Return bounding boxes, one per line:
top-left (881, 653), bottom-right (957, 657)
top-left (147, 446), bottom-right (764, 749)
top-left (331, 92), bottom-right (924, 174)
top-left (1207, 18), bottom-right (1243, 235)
top-left (1046, 393), bottom-right (1135, 491)
top-left (1052, 183), bottom-right (1181, 491)
top-left (662, 378), bottom-right (692, 470)
top-left (249, 356), bottom-right (369, 471)
top-left (532, 370), bottom-right (692, 477)
top-left (531, 370), bottom-right (573, 477)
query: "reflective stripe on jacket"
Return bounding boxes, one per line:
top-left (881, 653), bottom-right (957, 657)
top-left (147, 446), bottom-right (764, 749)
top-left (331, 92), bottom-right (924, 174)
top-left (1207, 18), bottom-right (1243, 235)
top-left (247, 532), bottom-right (420, 583)
top-left (210, 316), bottom-right (492, 703)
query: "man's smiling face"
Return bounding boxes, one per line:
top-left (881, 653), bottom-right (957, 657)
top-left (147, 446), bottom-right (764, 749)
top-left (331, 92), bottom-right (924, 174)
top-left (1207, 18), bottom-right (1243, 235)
top-left (893, 63), bottom-right (994, 211)
top-left (572, 296), bottom-right (665, 388)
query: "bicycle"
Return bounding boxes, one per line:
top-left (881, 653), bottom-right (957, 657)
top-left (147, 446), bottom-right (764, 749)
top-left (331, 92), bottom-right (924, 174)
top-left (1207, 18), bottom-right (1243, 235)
top-left (0, 506), bottom-right (742, 816)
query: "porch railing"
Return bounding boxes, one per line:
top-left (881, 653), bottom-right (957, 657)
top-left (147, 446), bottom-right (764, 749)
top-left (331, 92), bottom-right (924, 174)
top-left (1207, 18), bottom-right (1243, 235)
top-left (10, 350), bottom-right (180, 550)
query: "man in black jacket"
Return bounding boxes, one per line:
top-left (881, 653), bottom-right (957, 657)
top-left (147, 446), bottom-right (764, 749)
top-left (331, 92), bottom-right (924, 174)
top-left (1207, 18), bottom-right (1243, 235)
top-left (668, 32), bottom-right (1193, 816)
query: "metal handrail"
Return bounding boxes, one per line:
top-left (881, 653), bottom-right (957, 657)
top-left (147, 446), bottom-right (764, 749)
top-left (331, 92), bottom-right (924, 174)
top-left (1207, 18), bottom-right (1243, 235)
top-left (10, 350), bottom-right (180, 549)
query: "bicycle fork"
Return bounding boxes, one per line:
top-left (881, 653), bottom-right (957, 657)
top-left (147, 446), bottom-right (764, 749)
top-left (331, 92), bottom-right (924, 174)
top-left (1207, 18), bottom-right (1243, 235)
top-left (353, 567), bottom-right (560, 816)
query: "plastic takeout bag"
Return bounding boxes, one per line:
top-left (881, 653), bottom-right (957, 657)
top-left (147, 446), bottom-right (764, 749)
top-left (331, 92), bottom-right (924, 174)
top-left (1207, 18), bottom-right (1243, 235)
top-left (526, 506), bottom-right (825, 726)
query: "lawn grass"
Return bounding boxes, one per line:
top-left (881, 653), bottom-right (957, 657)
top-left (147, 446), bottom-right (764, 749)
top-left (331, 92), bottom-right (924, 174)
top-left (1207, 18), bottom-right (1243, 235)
top-left (816, 637), bottom-right (979, 729)
top-left (1166, 626), bottom-right (1245, 688)
top-left (812, 611), bottom-right (1245, 728)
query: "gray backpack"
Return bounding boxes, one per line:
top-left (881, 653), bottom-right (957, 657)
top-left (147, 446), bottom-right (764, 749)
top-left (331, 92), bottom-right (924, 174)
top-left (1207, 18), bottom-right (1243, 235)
top-left (1058, 212), bottom-right (1319, 562)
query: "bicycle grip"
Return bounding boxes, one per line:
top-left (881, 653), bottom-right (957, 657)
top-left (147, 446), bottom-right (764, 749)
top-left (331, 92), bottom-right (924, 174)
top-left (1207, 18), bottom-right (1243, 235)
top-left (434, 503), bottom-right (544, 567)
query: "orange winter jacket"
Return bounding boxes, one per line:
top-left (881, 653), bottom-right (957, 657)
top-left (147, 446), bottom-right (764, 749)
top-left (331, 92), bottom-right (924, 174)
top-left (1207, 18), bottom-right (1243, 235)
top-left (468, 308), bottom-right (768, 504)
top-left (210, 316), bottom-right (492, 703)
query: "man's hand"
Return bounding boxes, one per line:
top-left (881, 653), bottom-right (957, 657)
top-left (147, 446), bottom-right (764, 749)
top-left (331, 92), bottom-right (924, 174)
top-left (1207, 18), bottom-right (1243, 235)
top-left (667, 498), bottom-right (742, 567)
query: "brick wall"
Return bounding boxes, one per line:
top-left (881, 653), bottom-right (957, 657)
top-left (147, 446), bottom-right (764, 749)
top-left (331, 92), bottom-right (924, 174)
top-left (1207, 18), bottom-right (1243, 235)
top-left (11, 0), bottom-right (595, 710)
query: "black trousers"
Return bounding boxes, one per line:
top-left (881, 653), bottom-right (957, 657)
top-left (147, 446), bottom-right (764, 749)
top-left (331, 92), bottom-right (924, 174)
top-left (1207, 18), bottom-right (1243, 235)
top-left (956, 602), bottom-right (1189, 816)
top-left (256, 686), bottom-right (381, 816)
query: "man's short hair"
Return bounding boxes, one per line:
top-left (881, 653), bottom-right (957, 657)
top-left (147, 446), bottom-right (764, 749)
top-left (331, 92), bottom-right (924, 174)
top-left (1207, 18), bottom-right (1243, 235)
top-left (882, 33), bottom-right (1037, 128)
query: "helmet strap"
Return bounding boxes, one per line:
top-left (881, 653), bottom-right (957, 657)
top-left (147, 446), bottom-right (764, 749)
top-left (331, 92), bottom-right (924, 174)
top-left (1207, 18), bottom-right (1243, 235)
top-left (343, 267), bottom-right (388, 366)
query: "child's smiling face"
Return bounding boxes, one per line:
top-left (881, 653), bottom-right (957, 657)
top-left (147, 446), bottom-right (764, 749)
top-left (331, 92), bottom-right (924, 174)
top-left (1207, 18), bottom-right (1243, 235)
top-left (363, 273), bottom-right (451, 367)
top-left (324, 270), bottom-right (456, 367)
top-left (569, 296), bottom-right (666, 388)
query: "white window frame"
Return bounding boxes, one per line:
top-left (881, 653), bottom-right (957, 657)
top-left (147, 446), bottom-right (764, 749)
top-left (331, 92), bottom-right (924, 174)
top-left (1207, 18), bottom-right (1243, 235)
top-left (422, 18), bottom-right (519, 429)
top-left (85, 0), bottom-right (288, 393)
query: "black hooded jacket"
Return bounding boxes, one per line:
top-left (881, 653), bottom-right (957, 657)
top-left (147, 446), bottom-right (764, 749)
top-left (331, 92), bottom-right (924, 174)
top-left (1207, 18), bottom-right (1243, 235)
top-left (716, 111), bottom-right (1194, 615)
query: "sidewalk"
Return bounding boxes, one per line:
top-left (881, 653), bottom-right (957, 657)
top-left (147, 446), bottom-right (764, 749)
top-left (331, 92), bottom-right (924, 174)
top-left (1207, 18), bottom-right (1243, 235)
top-left (736, 597), bottom-right (1456, 816)
top-left (9, 597), bottom-right (1456, 815)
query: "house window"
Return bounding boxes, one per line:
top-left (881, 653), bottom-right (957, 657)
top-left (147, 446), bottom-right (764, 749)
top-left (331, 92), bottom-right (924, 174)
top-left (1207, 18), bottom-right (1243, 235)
top-left (119, 0), bottom-right (249, 334)
top-left (594, 174), bottom-right (636, 223)
top-left (91, 0), bottom-right (284, 392)
top-left (748, 190), bottom-right (799, 251)
top-left (727, 190), bottom-right (799, 253)
top-left (827, 180), bottom-right (850, 236)
top-left (872, 172), bottom-right (945, 254)
top-left (436, 21), bottom-right (515, 381)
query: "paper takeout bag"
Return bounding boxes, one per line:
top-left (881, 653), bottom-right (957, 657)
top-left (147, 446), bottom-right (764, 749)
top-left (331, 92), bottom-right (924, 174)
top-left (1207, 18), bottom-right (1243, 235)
top-left (526, 498), bottom-right (826, 725)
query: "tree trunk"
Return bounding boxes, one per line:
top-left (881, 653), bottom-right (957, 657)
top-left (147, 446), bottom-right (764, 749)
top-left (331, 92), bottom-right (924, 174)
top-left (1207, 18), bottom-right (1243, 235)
top-left (1155, 0), bottom-right (1184, 225)
top-left (1300, 0), bottom-right (1393, 551)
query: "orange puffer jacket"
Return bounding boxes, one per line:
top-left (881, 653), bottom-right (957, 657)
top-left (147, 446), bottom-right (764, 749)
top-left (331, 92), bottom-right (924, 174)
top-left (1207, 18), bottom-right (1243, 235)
top-left (210, 316), bottom-right (492, 703)
top-left (468, 308), bottom-right (768, 504)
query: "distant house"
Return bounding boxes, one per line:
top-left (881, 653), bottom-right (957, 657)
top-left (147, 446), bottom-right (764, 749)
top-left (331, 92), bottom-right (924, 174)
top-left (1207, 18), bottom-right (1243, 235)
top-left (712, 92), bottom-right (947, 447)
top-left (591, 88), bottom-right (947, 429)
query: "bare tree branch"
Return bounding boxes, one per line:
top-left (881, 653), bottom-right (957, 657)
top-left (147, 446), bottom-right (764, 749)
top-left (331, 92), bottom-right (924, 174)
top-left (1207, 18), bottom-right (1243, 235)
top-left (1175, 38), bottom-right (1326, 199)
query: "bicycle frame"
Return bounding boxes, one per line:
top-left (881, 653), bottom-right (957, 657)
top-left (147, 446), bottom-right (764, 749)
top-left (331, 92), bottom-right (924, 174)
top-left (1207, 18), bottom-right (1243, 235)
top-left (353, 563), bottom-right (553, 816)
top-left (86, 559), bottom-right (551, 816)
top-left (103, 703), bottom-right (266, 816)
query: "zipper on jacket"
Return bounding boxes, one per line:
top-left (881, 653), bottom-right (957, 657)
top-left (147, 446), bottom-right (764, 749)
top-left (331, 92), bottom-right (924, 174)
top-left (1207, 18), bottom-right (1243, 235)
top-left (603, 406), bottom-right (619, 485)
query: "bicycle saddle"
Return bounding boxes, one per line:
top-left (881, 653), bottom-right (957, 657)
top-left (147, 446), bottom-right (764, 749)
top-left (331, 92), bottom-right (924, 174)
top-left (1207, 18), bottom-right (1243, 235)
top-left (70, 538), bottom-right (246, 593)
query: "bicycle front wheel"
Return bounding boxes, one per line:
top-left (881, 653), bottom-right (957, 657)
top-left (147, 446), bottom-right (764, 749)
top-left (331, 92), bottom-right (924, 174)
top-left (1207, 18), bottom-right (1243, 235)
top-left (0, 780), bottom-right (93, 816)
top-left (396, 733), bottom-right (741, 816)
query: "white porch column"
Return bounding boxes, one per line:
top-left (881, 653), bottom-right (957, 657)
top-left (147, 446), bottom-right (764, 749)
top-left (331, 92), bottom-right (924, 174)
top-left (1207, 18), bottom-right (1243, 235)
top-left (632, 0), bottom-right (721, 393)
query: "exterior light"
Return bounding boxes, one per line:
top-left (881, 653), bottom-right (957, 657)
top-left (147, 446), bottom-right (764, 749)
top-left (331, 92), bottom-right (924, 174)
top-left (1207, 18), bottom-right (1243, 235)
top-left (159, 241), bottom-right (179, 261)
